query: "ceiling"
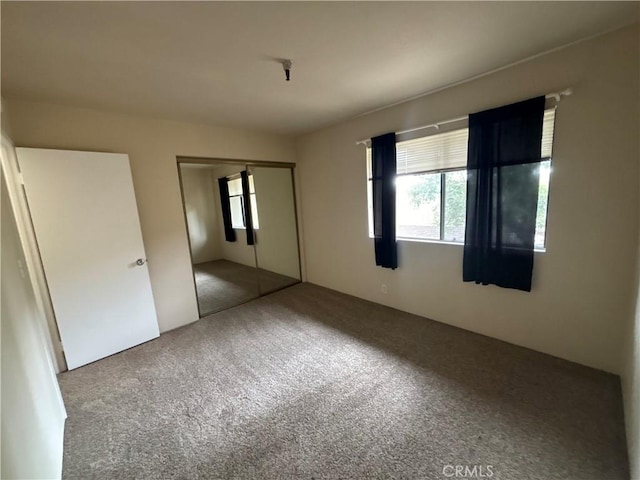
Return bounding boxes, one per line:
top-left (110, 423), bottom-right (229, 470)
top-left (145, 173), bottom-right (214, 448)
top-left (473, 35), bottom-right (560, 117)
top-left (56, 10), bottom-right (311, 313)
top-left (2, 2), bottom-right (638, 135)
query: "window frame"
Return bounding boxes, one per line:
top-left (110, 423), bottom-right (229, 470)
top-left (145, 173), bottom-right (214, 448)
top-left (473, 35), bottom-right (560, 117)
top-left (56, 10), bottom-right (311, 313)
top-left (393, 166), bottom-right (468, 243)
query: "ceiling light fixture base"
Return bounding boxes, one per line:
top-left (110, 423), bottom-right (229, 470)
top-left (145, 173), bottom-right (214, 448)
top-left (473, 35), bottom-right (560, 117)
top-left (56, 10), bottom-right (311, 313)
top-left (282, 59), bottom-right (292, 82)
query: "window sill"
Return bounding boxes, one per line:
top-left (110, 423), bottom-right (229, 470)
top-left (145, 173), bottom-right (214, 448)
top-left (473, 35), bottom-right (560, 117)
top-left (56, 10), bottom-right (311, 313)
top-left (369, 235), bottom-right (546, 253)
top-left (398, 236), bottom-right (463, 247)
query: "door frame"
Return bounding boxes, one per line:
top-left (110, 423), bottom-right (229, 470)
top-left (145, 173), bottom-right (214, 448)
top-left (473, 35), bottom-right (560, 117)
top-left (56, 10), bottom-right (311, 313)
top-left (1, 135), bottom-right (67, 373)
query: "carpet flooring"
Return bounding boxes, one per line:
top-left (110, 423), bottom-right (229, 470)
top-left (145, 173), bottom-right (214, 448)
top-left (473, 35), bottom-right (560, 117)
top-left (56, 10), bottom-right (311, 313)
top-left (58, 283), bottom-right (628, 479)
top-left (193, 259), bottom-right (299, 315)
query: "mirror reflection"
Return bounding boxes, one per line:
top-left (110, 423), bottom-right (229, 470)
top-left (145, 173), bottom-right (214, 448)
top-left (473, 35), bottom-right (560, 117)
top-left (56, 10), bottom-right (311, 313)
top-left (250, 166), bottom-right (301, 295)
top-left (179, 161), bottom-right (301, 317)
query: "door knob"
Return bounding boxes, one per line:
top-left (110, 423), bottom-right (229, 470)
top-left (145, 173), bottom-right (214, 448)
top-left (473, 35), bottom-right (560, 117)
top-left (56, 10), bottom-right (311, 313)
top-left (136, 258), bottom-right (147, 266)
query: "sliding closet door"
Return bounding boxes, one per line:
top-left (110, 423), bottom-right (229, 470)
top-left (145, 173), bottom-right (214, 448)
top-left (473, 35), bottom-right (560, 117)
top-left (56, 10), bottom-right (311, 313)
top-left (179, 160), bottom-right (301, 316)
top-left (249, 166), bottom-right (301, 295)
top-left (180, 163), bottom-right (260, 316)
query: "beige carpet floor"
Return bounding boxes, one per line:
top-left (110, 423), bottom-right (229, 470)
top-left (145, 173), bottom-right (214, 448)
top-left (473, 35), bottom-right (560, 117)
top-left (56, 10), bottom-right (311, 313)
top-left (194, 259), bottom-right (299, 315)
top-left (59, 283), bottom-right (628, 479)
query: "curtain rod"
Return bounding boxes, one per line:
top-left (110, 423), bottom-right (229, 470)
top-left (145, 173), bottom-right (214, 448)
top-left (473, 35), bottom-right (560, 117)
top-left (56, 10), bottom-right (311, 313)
top-left (355, 88), bottom-right (573, 146)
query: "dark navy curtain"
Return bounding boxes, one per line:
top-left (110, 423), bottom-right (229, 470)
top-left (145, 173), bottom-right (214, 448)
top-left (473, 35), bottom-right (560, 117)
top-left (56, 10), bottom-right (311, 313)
top-left (372, 132), bottom-right (397, 269)
top-left (463, 96), bottom-right (545, 292)
top-left (240, 170), bottom-right (255, 246)
top-left (217, 177), bottom-right (236, 242)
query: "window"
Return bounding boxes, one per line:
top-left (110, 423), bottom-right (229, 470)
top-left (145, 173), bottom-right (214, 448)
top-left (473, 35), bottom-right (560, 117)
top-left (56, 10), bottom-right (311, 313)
top-left (367, 109), bottom-right (555, 249)
top-left (227, 174), bottom-right (259, 229)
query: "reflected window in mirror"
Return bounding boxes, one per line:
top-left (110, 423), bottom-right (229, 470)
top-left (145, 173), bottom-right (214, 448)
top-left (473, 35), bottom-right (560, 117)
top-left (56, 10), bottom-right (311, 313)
top-left (227, 174), bottom-right (259, 229)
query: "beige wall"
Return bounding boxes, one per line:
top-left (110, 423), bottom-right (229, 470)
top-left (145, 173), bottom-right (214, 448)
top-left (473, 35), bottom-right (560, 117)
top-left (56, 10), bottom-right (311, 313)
top-left (4, 99), bottom-right (296, 332)
top-left (1, 98), bottom-right (14, 139)
top-left (296, 24), bottom-right (640, 374)
top-left (180, 165), bottom-right (222, 264)
top-left (252, 166), bottom-right (301, 279)
top-left (1, 171), bottom-right (66, 479)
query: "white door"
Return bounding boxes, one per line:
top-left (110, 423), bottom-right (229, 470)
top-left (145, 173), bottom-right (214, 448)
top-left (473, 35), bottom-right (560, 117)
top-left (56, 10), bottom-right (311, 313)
top-left (17, 148), bottom-right (159, 370)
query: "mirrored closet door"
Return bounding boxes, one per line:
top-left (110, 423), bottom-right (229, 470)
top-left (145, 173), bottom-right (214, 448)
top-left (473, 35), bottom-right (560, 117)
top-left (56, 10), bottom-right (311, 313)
top-left (178, 159), bottom-right (301, 317)
top-left (250, 165), bottom-right (301, 296)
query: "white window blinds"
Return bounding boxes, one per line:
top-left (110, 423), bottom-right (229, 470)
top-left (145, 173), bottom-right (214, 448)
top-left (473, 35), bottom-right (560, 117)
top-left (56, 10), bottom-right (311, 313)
top-left (389, 108), bottom-right (555, 175)
top-left (228, 177), bottom-right (243, 196)
top-left (396, 128), bottom-right (469, 174)
top-left (540, 108), bottom-right (555, 159)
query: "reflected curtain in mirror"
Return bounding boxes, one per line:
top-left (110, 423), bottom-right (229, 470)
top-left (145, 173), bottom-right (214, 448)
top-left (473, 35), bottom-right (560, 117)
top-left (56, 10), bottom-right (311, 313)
top-left (240, 170), bottom-right (255, 246)
top-left (217, 177), bottom-right (236, 242)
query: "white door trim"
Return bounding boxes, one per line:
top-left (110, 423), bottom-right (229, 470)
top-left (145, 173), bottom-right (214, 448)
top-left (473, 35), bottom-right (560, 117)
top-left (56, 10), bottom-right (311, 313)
top-left (0, 133), bottom-right (67, 373)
